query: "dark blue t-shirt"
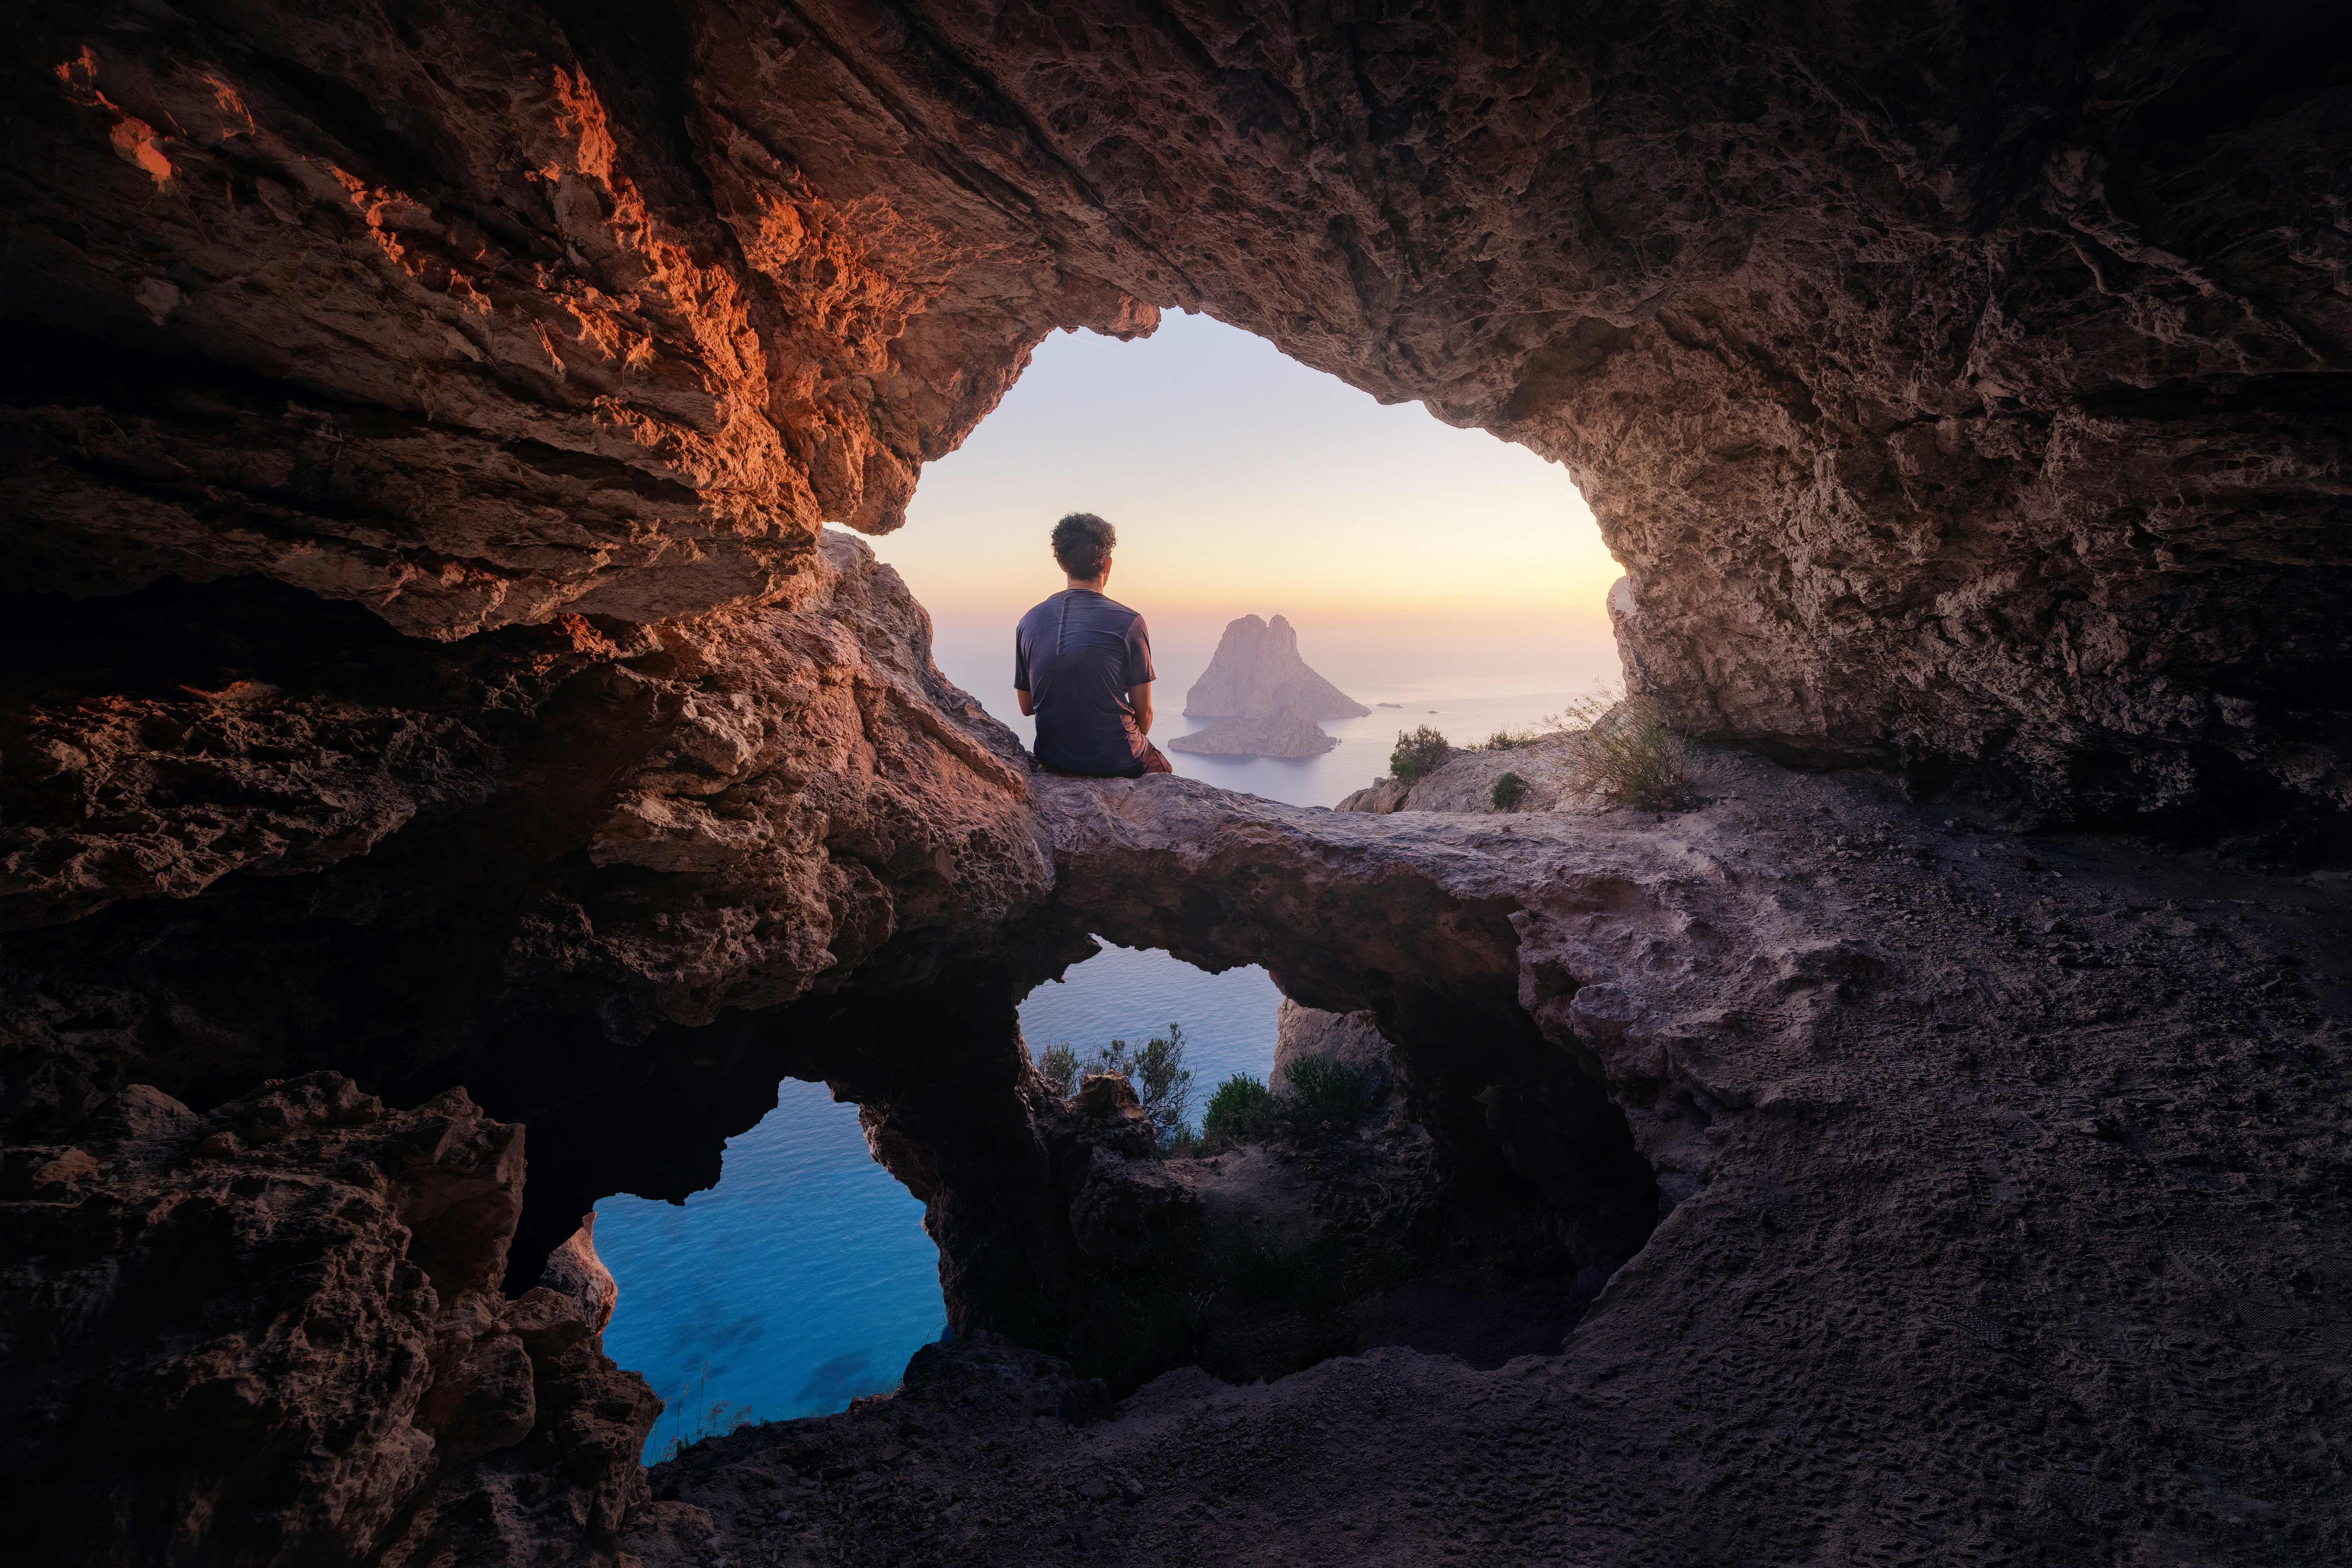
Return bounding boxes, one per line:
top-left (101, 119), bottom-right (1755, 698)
top-left (1014, 590), bottom-right (1156, 775)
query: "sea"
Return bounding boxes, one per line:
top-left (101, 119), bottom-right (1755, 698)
top-left (594, 625), bottom-right (1620, 1458)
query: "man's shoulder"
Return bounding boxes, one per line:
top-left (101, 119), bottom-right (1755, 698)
top-left (1016, 591), bottom-right (1068, 627)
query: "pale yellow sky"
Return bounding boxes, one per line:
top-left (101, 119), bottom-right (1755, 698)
top-left (864, 311), bottom-right (1622, 629)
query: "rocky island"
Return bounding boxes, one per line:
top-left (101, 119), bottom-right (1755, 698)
top-left (1167, 613), bottom-right (1367, 758)
top-left (1, 5), bottom-right (2348, 1566)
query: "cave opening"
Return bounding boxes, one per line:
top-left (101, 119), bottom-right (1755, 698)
top-left (563, 312), bottom-right (1669, 1436)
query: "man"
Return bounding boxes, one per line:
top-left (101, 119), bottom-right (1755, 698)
top-left (1014, 512), bottom-right (1175, 778)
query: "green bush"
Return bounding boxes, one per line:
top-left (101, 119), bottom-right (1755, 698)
top-left (1200, 1073), bottom-right (1275, 1144)
top-left (1491, 770), bottom-right (1527, 809)
top-left (1037, 1043), bottom-right (1081, 1097)
top-left (1283, 1058), bottom-right (1368, 1128)
top-left (1389, 725), bottom-right (1451, 783)
top-left (1037, 1024), bottom-right (1196, 1151)
top-left (1562, 692), bottom-right (1695, 811)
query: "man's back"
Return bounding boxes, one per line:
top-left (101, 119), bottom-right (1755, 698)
top-left (1015, 588), bottom-right (1154, 776)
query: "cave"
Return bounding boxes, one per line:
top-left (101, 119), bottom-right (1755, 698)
top-left (3, 3), bottom-right (2349, 1565)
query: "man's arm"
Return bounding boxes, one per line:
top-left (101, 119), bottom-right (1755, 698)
top-left (1130, 683), bottom-right (1153, 734)
top-left (1017, 689), bottom-right (1036, 717)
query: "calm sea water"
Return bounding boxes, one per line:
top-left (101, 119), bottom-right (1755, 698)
top-left (597, 637), bottom-right (1589, 1456)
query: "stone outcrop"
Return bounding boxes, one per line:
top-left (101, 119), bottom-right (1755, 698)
top-left (1180, 615), bottom-right (1368, 723)
top-left (1163, 704), bottom-right (1337, 759)
top-left (0, 529), bottom-right (1055, 1272)
top-left (4, 3), bottom-right (2347, 815)
top-left (4, 3), bottom-right (2352, 1562)
top-left (0, 1072), bottom-right (662, 1568)
top-left (1270, 999), bottom-right (1393, 1100)
top-left (1338, 730), bottom-right (1593, 815)
top-left (1170, 614), bottom-right (1363, 758)
top-left (639, 759), bottom-right (2351, 1565)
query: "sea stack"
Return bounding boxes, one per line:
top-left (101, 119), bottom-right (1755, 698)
top-left (1169, 615), bottom-right (1367, 759)
top-left (1182, 615), bottom-right (1370, 720)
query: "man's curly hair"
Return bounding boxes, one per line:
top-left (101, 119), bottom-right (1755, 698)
top-left (1051, 512), bottom-right (1115, 580)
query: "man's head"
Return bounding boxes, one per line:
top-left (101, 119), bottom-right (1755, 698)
top-left (1052, 512), bottom-right (1116, 584)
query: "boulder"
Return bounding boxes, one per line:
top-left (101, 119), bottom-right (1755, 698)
top-left (1270, 999), bottom-right (1393, 1099)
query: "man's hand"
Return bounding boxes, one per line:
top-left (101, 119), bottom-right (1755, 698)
top-left (1016, 688), bottom-right (1035, 717)
top-left (1130, 682), bottom-right (1153, 734)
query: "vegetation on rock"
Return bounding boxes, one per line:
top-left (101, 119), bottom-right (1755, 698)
top-left (1200, 1073), bottom-right (1275, 1145)
top-left (1562, 694), bottom-right (1694, 811)
top-left (1388, 725), bottom-right (1452, 783)
top-left (1039, 1026), bottom-right (1196, 1151)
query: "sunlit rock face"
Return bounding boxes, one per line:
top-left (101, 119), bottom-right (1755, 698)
top-left (0, 2), bottom-right (1154, 637)
top-left (4, 4), bottom-right (2351, 1562)
top-left (0, 532), bottom-right (1052, 1269)
top-left (8, 2), bottom-right (2345, 818)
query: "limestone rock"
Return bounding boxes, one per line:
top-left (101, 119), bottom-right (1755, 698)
top-left (1066, 1146), bottom-right (1198, 1265)
top-left (1339, 732), bottom-right (1591, 815)
top-left (0, 529), bottom-right (1051, 1272)
top-left (1166, 702), bottom-right (1339, 759)
top-left (1271, 999), bottom-right (1393, 1100)
top-left (0, 1073), bottom-right (655, 1568)
top-left (7, 2), bottom-right (2349, 819)
top-left (1183, 616), bottom-right (1367, 721)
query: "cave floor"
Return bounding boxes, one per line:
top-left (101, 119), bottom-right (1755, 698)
top-left (629, 755), bottom-right (2351, 1567)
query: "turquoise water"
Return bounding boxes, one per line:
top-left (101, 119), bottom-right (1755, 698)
top-left (596, 644), bottom-right (1585, 1456)
top-left (595, 942), bottom-right (1283, 1459)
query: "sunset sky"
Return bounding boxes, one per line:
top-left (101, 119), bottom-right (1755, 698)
top-left (864, 310), bottom-right (1628, 699)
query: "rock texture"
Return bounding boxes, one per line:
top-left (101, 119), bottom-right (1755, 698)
top-left (0, 532), bottom-right (1054, 1268)
top-left (1162, 704), bottom-right (1337, 759)
top-left (1180, 615), bottom-right (1368, 723)
top-left (5, 3), bottom-right (2349, 813)
top-left (647, 759), bottom-right (2352, 1565)
top-left (0, 1072), bottom-right (663, 1568)
top-left (1269, 998), bottom-right (1393, 1100)
top-left (6, 3), bottom-right (2352, 1561)
top-left (0, 1), bottom-right (1154, 637)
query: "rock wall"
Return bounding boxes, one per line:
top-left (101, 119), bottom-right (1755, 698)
top-left (0, 1072), bottom-right (665, 1568)
top-left (9, 2), bottom-right (2345, 821)
top-left (1270, 998), bottom-right (1392, 1100)
top-left (0, 531), bottom-right (1055, 1267)
top-left (5, 2), bottom-right (2352, 1560)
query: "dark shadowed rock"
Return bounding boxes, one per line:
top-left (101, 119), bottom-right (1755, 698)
top-left (1270, 998), bottom-right (1393, 1099)
top-left (0, 1073), bottom-right (657, 1567)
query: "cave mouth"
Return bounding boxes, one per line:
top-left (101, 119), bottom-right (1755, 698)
top-left (593, 1077), bottom-right (949, 1463)
top-left (583, 934), bottom-right (1669, 1446)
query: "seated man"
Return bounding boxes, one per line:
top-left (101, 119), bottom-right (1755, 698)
top-left (1015, 512), bottom-right (1174, 778)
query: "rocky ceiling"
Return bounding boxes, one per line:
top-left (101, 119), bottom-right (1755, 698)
top-left (4, 0), bottom-right (2346, 823)
top-left (5, 5), bottom-right (2352, 1563)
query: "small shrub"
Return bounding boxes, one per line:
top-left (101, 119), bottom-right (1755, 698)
top-left (1037, 1024), bottom-right (1196, 1151)
top-left (1200, 1073), bottom-right (1275, 1145)
top-left (1491, 770), bottom-right (1527, 809)
top-left (1283, 1057), bottom-right (1368, 1128)
top-left (1561, 691), bottom-right (1695, 811)
top-left (1037, 1043), bottom-right (1081, 1098)
top-left (1389, 725), bottom-right (1451, 783)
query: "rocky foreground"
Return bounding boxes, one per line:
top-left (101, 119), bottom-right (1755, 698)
top-left (628, 757), bottom-right (2352, 1566)
top-left (4, 4), bottom-right (2350, 1562)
